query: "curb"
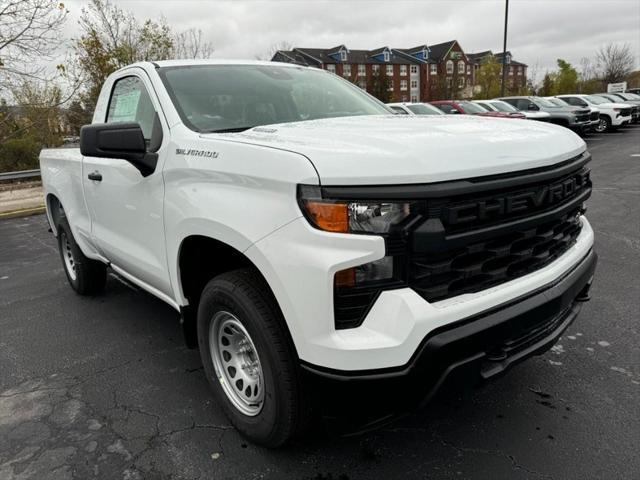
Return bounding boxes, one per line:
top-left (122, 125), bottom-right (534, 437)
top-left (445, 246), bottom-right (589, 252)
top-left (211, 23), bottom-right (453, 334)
top-left (0, 205), bottom-right (46, 220)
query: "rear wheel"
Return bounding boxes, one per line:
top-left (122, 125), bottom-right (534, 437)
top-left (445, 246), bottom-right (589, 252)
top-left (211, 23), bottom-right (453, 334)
top-left (57, 216), bottom-right (107, 295)
top-left (197, 269), bottom-right (310, 447)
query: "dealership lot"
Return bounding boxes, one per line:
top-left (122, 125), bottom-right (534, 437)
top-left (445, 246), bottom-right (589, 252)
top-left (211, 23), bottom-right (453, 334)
top-left (1, 126), bottom-right (639, 479)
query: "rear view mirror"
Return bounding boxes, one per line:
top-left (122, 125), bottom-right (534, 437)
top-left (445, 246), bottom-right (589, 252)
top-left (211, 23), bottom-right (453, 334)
top-left (80, 122), bottom-right (158, 176)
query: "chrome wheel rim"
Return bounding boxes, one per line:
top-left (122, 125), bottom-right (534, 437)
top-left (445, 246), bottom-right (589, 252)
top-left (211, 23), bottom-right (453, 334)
top-left (209, 311), bottom-right (264, 416)
top-left (595, 119), bottom-right (606, 133)
top-left (61, 232), bottom-right (77, 281)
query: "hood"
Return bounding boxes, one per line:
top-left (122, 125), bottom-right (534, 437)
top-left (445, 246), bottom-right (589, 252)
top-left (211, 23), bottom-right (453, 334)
top-left (522, 111), bottom-right (551, 119)
top-left (600, 102), bottom-right (634, 109)
top-left (203, 115), bottom-right (586, 186)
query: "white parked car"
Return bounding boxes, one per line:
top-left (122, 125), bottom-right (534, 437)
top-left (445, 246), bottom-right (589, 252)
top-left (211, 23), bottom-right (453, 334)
top-left (557, 94), bottom-right (633, 132)
top-left (387, 102), bottom-right (445, 115)
top-left (39, 60), bottom-right (597, 446)
top-left (473, 99), bottom-right (551, 121)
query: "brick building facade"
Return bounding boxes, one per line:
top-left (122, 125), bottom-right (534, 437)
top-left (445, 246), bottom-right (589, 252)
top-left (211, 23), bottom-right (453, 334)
top-left (272, 41), bottom-right (527, 102)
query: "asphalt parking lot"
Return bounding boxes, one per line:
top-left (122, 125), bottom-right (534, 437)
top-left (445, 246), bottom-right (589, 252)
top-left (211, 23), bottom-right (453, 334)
top-left (1, 125), bottom-right (639, 480)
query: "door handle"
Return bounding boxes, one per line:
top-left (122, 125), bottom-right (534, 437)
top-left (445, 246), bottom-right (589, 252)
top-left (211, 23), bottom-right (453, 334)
top-left (88, 171), bottom-right (102, 182)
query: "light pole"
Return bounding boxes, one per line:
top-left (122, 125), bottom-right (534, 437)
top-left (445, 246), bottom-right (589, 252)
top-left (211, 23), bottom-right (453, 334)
top-left (500, 0), bottom-right (509, 96)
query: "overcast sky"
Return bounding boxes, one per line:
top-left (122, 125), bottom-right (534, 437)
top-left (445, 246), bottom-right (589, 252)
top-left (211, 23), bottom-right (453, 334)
top-left (58, 0), bottom-right (640, 81)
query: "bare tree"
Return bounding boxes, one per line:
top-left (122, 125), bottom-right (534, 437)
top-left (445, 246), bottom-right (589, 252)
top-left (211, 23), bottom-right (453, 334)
top-left (0, 0), bottom-right (68, 87)
top-left (596, 43), bottom-right (635, 84)
top-left (173, 28), bottom-right (214, 59)
top-left (255, 41), bottom-right (293, 61)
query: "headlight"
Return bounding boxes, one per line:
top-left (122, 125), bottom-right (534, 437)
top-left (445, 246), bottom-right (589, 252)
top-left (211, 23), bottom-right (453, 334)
top-left (297, 185), bottom-right (412, 234)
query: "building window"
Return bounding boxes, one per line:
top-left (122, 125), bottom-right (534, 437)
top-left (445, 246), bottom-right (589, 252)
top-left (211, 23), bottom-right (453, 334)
top-left (401, 95), bottom-right (408, 102)
top-left (430, 64), bottom-right (437, 75)
top-left (505, 54), bottom-right (511, 64)
top-left (327, 64), bottom-right (335, 73)
top-left (457, 61), bottom-right (464, 74)
top-left (343, 64), bottom-right (351, 77)
top-left (358, 64), bottom-right (366, 76)
top-left (411, 95), bottom-right (418, 103)
top-left (387, 80), bottom-right (394, 91)
top-left (446, 60), bottom-right (453, 74)
top-left (410, 79), bottom-right (418, 89)
top-left (386, 64), bottom-right (394, 76)
top-left (358, 80), bottom-right (366, 89)
top-left (509, 66), bottom-right (513, 76)
top-left (400, 79), bottom-right (408, 91)
top-left (446, 77), bottom-right (452, 87)
top-left (466, 64), bottom-right (471, 74)
top-left (400, 65), bottom-right (408, 76)
top-left (410, 65), bottom-right (418, 74)
top-left (518, 66), bottom-right (523, 75)
top-left (340, 50), bottom-right (347, 61)
top-left (372, 64), bottom-right (380, 73)
top-left (383, 50), bottom-right (390, 62)
top-left (458, 77), bottom-right (465, 88)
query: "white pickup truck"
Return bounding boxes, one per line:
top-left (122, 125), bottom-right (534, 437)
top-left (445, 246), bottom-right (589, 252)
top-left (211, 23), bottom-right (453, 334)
top-left (40, 60), bottom-right (597, 446)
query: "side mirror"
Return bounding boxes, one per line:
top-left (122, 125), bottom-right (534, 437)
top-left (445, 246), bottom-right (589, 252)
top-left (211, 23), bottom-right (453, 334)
top-left (450, 108), bottom-right (460, 114)
top-left (528, 103), bottom-right (539, 111)
top-left (80, 121), bottom-right (158, 176)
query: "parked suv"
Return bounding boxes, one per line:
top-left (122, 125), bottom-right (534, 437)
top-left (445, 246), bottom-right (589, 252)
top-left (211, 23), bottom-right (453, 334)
top-left (39, 60), bottom-right (597, 446)
top-left (387, 102), bottom-right (445, 115)
top-left (557, 94), bottom-right (633, 132)
top-left (472, 99), bottom-right (551, 121)
top-left (601, 93), bottom-right (640, 123)
top-left (431, 100), bottom-right (525, 119)
top-left (498, 96), bottom-right (591, 132)
top-left (545, 97), bottom-right (600, 132)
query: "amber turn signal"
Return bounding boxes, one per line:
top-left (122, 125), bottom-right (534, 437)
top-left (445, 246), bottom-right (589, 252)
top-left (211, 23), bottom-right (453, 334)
top-left (303, 200), bottom-right (349, 233)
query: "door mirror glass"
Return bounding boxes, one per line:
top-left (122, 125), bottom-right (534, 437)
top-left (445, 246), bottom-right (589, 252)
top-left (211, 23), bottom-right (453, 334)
top-left (80, 121), bottom-right (158, 176)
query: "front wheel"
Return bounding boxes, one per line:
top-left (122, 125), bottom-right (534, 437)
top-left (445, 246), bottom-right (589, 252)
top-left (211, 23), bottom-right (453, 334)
top-left (596, 115), bottom-right (612, 133)
top-left (197, 269), bottom-right (310, 447)
top-left (57, 216), bottom-right (107, 295)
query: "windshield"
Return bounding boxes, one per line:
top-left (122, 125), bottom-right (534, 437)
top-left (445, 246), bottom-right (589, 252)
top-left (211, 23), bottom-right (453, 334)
top-left (597, 94), bottom-right (618, 102)
top-left (547, 98), bottom-right (569, 107)
top-left (158, 64), bottom-right (391, 132)
top-left (584, 95), bottom-right (607, 105)
top-left (535, 97), bottom-right (559, 108)
top-left (489, 100), bottom-right (517, 112)
top-left (406, 103), bottom-right (444, 115)
top-left (459, 101), bottom-right (488, 114)
top-left (625, 92), bottom-right (640, 100)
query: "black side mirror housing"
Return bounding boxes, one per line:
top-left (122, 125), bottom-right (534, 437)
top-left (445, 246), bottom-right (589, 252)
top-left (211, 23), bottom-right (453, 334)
top-left (80, 121), bottom-right (158, 176)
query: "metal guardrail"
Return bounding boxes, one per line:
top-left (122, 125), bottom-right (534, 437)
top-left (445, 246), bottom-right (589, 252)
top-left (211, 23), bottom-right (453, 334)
top-left (0, 169), bottom-right (41, 181)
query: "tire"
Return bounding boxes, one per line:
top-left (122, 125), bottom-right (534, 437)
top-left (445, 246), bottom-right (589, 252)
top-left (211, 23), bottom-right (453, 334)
top-left (57, 215), bottom-right (107, 295)
top-left (197, 269), bottom-right (310, 447)
top-left (597, 115), bottom-right (612, 133)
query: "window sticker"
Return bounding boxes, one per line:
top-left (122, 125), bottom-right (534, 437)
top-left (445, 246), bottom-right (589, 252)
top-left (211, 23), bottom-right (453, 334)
top-left (112, 90), bottom-right (141, 122)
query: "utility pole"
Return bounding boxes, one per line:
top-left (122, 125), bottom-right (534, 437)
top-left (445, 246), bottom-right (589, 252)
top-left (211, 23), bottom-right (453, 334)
top-left (500, 0), bottom-right (509, 96)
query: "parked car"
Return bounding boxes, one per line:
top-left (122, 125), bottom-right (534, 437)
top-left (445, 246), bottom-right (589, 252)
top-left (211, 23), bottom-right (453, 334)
top-left (473, 99), bottom-right (551, 121)
top-left (601, 92), bottom-right (640, 122)
top-left (498, 96), bottom-right (591, 133)
top-left (545, 97), bottom-right (600, 132)
top-left (430, 100), bottom-right (525, 118)
top-left (39, 60), bottom-right (597, 447)
top-left (557, 94), bottom-right (633, 132)
top-left (626, 88), bottom-right (640, 95)
top-left (387, 102), bottom-right (445, 115)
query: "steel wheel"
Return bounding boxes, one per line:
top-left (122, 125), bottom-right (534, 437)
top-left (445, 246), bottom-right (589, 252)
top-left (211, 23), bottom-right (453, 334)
top-left (60, 232), bottom-right (77, 281)
top-left (594, 118), bottom-right (607, 133)
top-left (209, 311), bottom-right (264, 416)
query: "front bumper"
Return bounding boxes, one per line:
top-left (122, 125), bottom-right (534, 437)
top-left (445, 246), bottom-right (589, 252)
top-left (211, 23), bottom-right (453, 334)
top-left (303, 247), bottom-right (596, 429)
top-left (612, 114), bottom-right (632, 126)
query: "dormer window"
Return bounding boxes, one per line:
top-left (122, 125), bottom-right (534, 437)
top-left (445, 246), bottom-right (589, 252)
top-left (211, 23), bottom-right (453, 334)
top-left (505, 54), bottom-right (511, 64)
top-left (422, 48), bottom-right (428, 60)
top-left (383, 50), bottom-right (390, 62)
top-left (340, 50), bottom-right (347, 61)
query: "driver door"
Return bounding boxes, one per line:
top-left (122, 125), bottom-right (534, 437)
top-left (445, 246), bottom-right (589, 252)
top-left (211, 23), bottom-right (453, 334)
top-left (82, 71), bottom-right (172, 298)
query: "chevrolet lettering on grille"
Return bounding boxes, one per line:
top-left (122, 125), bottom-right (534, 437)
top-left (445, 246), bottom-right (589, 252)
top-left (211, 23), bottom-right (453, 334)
top-left (445, 169), bottom-right (591, 225)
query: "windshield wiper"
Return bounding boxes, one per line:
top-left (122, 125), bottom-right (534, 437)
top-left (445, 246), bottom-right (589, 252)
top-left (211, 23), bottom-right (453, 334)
top-left (203, 126), bottom-right (256, 133)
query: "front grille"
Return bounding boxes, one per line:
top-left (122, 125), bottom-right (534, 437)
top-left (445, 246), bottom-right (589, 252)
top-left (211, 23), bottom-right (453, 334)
top-left (332, 153), bottom-right (591, 329)
top-left (576, 114), bottom-right (590, 123)
top-left (590, 112), bottom-right (599, 121)
top-left (620, 107), bottom-right (631, 117)
top-left (411, 209), bottom-right (582, 301)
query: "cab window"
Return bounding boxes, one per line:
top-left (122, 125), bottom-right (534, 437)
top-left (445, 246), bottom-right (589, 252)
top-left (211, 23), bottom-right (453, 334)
top-left (106, 76), bottom-right (157, 141)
